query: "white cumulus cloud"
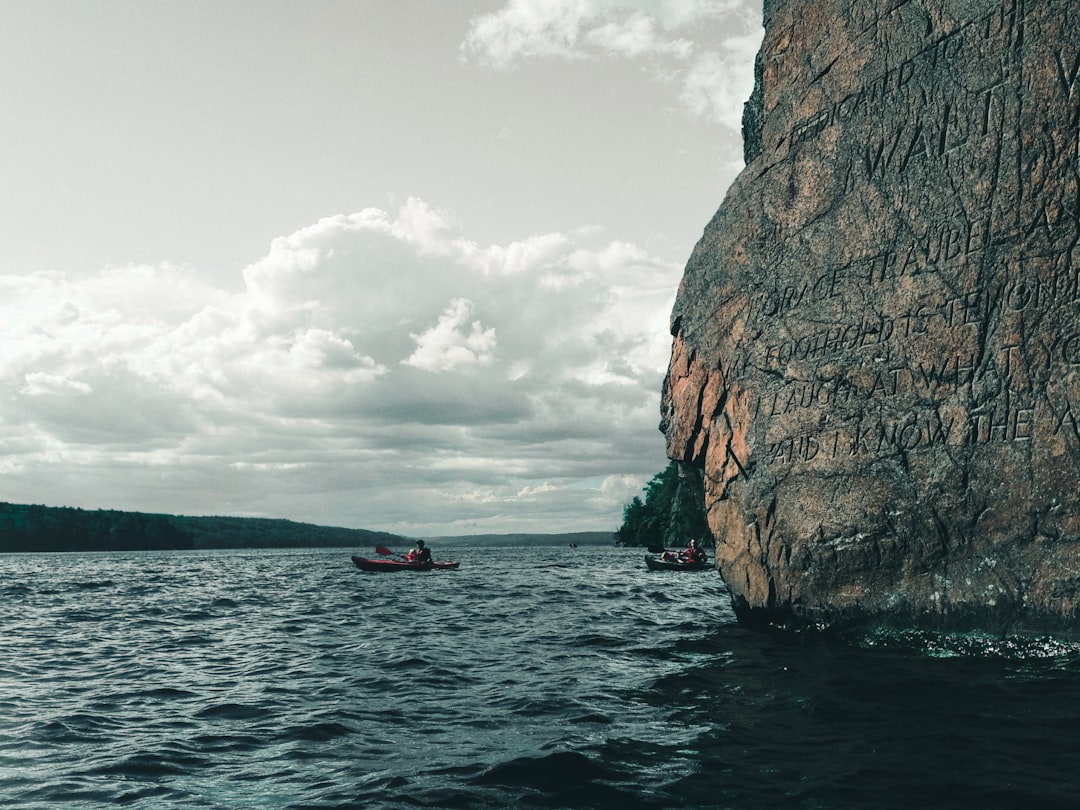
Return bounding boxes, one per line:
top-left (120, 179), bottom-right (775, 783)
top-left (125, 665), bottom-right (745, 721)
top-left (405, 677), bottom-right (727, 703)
top-left (462, 0), bottom-right (762, 131)
top-left (20, 372), bottom-right (93, 397)
top-left (405, 299), bottom-right (497, 372)
top-left (0, 198), bottom-right (680, 534)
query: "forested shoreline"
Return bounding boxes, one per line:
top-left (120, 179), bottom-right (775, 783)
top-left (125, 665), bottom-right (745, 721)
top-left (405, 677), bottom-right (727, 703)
top-left (616, 461), bottom-right (710, 549)
top-left (0, 502), bottom-right (408, 553)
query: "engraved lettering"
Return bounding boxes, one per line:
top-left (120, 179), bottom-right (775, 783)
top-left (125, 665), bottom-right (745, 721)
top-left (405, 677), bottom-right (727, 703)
top-left (1057, 49), bottom-right (1080, 99)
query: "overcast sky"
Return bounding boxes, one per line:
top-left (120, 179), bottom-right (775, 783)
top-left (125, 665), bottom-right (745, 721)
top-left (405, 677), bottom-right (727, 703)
top-left (0, 0), bottom-right (761, 537)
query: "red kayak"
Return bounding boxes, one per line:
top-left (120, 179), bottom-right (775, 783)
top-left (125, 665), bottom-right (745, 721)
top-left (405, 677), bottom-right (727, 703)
top-left (352, 556), bottom-right (460, 573)
top-left (644, 554), bottom-right (709, 572)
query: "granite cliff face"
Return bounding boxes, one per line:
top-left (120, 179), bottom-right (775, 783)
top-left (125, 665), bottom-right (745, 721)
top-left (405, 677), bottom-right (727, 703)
top-left (663, 0), bottom-right (1080, 636)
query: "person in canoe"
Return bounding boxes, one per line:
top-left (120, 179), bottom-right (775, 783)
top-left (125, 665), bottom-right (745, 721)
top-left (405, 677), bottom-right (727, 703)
top-left (405, 539), bottom-right (432, 564)
top-left (662, 538), bottom-right (706, 564)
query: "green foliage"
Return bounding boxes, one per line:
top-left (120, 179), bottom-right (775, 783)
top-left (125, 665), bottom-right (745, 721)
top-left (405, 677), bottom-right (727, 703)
top-left (0, 501), bottom-right (410, 554)
top-left (616, 461), bottom-right (710, 548)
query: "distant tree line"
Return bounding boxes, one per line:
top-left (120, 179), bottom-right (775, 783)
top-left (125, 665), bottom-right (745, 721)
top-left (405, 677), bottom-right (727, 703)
top-left (616, 461), bottom-right (710, 549)
top-left (0, 502), bottom-right (409, 553)
top-left (432, 532), bottom-right (616, 547)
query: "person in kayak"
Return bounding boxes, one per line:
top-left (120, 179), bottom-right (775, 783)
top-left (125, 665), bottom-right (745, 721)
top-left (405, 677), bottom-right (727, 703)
top-left (405, 539), bottom-right (432, 564)
top-left (663, 539), bottom-right (706, 564)
top-left (683, 539), bottom-right (706, 564)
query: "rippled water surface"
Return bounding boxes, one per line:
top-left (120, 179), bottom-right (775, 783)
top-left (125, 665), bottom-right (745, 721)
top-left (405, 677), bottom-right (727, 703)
top-left (4, 545), bottom-right (1080, 808)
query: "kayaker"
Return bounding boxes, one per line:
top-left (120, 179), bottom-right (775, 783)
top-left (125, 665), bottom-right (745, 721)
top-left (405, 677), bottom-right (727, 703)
top-left (661, 538), bottom-right (705, 563)
top-left (406, 539), bottom-right (432, 564)
top-left (679, 539), bottom-right (706, 564)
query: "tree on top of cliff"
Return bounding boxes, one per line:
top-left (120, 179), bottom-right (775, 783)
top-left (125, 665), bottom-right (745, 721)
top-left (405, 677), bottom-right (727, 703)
top-left (616, 461), bottom-right (709, 548)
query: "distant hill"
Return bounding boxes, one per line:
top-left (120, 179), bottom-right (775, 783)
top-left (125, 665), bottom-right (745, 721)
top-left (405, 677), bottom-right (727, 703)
top-left (0, 501), bottom-right (410, 553)
top-left (0, 502), bottom-right (617, 553)
top-left (425, 531), bottom-right (616, 547)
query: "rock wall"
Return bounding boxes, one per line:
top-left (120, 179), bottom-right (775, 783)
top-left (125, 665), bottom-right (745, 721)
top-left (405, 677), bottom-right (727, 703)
top-left (663, 0), bottom-right (1080, 636)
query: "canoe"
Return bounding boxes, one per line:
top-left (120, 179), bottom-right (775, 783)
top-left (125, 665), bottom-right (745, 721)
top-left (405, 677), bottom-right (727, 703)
top-left (352, 556), bottom-right (460, 573)
top-left (644, 554), bottom-right (709, 572)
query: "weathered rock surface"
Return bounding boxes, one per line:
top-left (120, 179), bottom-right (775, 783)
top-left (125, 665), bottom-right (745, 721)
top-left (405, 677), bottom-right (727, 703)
top-left (663, 0), bottom-right (1080, 636)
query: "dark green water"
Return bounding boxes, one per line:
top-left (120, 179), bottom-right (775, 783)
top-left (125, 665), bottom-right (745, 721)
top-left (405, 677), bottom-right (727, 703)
top-left (2, 546), bottom-right (1079, 808)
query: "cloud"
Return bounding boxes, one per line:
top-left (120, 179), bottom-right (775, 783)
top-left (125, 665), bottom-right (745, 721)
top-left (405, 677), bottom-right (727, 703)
top-left (405, 299), bottom-right (497, 372)
top-left (20, 372), bottom-right (93, 397)
top-left (462, 0), bottom-right (762, 131)
top-left (679, 27), bottom-right (763, 130)
top-left (0, 198), bottom-right (677, 534)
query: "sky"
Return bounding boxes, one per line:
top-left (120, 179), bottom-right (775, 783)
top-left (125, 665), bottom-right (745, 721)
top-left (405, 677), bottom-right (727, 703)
top-left (0, 0), bottom-right (762, 537)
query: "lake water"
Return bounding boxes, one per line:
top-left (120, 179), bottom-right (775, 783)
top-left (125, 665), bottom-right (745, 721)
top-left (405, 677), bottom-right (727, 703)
top-left (3, 545), bottom-right (1080, 808)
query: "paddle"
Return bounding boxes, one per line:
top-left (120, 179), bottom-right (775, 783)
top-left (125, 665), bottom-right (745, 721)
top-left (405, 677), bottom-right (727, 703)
top-left (376, 545), bottom-right (407, 559)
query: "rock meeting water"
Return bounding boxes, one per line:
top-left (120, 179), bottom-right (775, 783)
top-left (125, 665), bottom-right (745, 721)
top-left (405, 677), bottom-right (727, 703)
top-left (3, 545), bottom-right (1080, 808)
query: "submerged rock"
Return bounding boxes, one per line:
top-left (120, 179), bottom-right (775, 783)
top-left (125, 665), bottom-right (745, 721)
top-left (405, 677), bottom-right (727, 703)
top-left (663, 1), bottom-right (1080, 636)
